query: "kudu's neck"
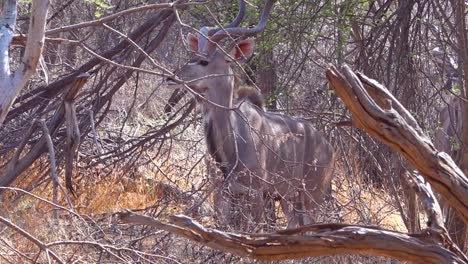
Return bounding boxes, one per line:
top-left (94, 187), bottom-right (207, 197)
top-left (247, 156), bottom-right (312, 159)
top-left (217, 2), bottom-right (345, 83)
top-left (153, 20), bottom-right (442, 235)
top-left (201, 72), bottom-right (235, 118)
top-left (201, 74), bottom-right (237, 170)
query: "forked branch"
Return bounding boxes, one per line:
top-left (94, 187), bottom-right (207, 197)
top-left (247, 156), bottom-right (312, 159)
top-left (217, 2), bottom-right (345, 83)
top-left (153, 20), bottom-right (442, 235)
top-left (325, 65), bottom-right (468, 224)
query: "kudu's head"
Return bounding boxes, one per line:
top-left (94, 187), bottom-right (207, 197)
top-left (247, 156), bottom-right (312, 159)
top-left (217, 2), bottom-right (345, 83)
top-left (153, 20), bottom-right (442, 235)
top-left (167, 0), bottom-right (275, 100)
top-left (172, 35), bottom-right (255, 95)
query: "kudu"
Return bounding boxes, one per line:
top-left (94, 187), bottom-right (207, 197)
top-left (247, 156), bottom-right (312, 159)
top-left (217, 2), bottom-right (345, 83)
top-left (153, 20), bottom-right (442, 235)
top-left (434, 96), bottom-right (463, 155)
top-left (167, 0), bottom-right (335, 229)
top-left (434, 95), bottom-right (467, 247)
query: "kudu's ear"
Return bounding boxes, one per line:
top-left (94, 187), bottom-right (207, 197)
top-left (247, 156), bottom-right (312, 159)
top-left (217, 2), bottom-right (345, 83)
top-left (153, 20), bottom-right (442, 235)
top-left (187, 33), bottom-right (199, 52)
top-left (229, 39), bottom-right (255, 63)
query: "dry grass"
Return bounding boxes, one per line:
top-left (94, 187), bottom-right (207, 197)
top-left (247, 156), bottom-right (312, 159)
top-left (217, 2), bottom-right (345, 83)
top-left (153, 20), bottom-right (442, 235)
top-left (334, 177), bottom-right (407, 232)
top-left (0, 144), bottom-right (409, 264)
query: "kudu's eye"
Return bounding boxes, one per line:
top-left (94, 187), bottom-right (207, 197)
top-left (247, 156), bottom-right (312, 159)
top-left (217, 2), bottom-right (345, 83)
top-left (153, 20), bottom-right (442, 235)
top-left (198, 60), bottom-right (209, 66)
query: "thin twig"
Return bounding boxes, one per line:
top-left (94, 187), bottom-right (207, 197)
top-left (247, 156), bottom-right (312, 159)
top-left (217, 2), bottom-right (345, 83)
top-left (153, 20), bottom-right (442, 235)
top-left (0, 216), bottom-right (65, 264)
top-left (44, 1), bottom-right (205, 35)
top-left (0, 237), bottom-right (33, 262)
top-left (89, 109), bottom-right (103, 155)
top-left (102, 23), bottom-right (171, 75)
top-left (40, 120), bottom-right (75, 212)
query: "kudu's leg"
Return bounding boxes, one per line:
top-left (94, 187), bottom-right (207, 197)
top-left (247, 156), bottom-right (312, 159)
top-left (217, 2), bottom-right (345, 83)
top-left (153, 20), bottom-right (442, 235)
top-left (225, 172), bottom-right (267, 231)
top-left (213, 185), bottom-right (233, 228)
top-left (264, 193), bottom-right (277, 231)
top-left (298, 190), bottom-right (313, 225)
top-left (279, 190), bottom-right (314, 228)
top-left (302, 164), bottom-right (335, 223)
top-left (251, 192), bottom-right (266, 231)
top-left (207, 158), bottom-right (234, 229)
top-left (280, 198), bottom-right (299, 228)
top-left (229, 186), bottom-right (265, 231)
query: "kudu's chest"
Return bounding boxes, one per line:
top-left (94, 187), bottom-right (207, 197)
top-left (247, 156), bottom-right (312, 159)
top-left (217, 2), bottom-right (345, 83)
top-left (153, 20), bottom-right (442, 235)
top-left (203, 110), bottom-right (259, 177)
top-left (204, 116), bottom-right (230, 176)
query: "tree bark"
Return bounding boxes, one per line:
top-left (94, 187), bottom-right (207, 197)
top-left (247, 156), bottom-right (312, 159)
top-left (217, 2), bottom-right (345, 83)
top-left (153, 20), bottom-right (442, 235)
top-left (326, 65), bottom-right (468, 224)
top-left (119, 211), bottom-right (466, 263)
top-left (0, 0), bottom-right (50, 126)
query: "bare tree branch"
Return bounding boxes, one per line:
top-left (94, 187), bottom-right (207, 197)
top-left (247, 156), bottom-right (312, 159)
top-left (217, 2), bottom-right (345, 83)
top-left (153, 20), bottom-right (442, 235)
top-left (64, 100), bottom-right (80, 196)
top-left (44, 1), bottom-right (202, 35)
top-left (325, 64), bottom-right (468, 224)
top-left (406, 171), bottom-right (444, 229)
top-left (40, 119), bottom-right (75, 212)
top-left (0, 73), bottom-right (90, 188)
top-left (0, 216), bottom-right (65, 264)
top-left (118, 211), bottom-right (465, 263)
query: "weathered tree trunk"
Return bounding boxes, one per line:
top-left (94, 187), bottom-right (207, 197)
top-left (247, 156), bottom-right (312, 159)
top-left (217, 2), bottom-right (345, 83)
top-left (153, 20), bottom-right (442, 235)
top-left (0, 0), bottom-right (49, 126)
top-left (327, 65), bottom-right (468, 224)
top-left (393, 0), bottom-right (417, 110)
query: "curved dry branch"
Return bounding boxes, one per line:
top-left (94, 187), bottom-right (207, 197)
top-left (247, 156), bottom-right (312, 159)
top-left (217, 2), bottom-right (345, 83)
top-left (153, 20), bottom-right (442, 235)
top-left (325, 65), bottom-right (468, 224)
top-left (43, 1), bottom-right (199, 35)
top-left (406, 171), bottom-right (444, 229)
top-left (118, 211), bottom-right (465, 263)
top-left (0, 216), bottom-right (65, 263)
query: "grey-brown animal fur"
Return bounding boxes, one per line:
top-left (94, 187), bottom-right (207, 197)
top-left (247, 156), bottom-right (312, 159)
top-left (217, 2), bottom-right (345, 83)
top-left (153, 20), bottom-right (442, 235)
top-left (236, 87), bottom-right (265, 109)
top-left (167, 0), bottom-right (335, 230)
top-left (168, 45), bottom-right (336, 229)
top-left (434, 96), bottom-right (462, 155)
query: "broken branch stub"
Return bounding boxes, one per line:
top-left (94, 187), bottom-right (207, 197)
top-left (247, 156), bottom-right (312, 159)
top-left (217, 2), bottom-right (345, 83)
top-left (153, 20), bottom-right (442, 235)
top-left (406, 171), bottom-right (444, 230)
top-left (325, 64), bottom-right (468, 224)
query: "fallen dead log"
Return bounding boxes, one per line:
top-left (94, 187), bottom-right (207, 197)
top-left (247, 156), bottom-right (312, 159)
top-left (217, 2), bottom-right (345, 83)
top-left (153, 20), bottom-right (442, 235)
top-left (118, 211), bottom-right (465, 263)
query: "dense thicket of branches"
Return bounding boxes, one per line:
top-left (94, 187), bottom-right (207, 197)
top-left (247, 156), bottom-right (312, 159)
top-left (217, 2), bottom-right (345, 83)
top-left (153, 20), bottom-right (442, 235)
top-left (0, 0), bottom-right (466, 263)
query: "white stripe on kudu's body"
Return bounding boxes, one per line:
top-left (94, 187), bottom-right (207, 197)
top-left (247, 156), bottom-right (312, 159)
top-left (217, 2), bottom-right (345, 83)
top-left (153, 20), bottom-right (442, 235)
top-left (167, 0), bottom-right (335, 230)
